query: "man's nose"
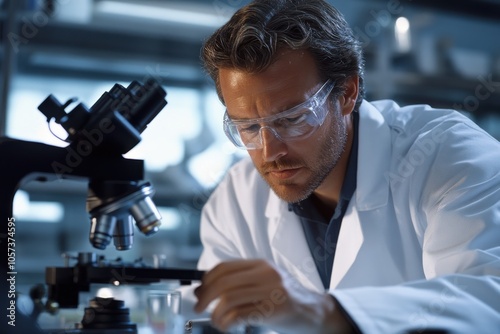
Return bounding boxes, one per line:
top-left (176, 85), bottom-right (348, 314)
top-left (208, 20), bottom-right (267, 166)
top-left (259, 127), bottom-right (287, 162)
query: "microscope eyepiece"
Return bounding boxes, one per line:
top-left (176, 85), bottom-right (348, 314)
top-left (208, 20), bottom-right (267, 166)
top-left (38, 77), bottom-right (167, 154)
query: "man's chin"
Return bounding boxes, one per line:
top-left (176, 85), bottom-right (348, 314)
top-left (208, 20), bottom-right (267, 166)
top-left (267, 182), bottom-right (312, 203)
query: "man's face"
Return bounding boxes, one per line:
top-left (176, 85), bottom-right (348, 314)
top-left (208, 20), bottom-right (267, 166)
top-left (219, 49), bottom-right (350, 203)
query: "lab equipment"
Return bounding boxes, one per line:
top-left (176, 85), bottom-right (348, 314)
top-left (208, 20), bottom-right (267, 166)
top-left (0, 77), bottom-right (204, 333)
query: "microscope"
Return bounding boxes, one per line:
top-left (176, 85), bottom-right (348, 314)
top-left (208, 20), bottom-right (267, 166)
top-left (0, 77), bottom-right (204, 333)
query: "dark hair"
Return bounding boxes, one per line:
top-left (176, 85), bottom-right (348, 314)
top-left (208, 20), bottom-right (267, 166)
top-left (202, 0), bottom-right (365, 110)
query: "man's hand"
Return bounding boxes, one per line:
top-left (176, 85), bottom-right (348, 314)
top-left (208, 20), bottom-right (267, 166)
top-left (194, 259), bottom-right (354, 333)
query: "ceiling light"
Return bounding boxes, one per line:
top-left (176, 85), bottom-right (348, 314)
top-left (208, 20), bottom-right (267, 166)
top-left (95, 1), bottom-right (229, 28)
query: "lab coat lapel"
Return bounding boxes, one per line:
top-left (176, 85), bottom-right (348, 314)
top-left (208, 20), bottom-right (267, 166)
top-left (355, 101), bottom-right (391, 210)
top-left (265, 193), bottom-right (324, 292)
top-left (330, 100), bottom-right (392, 288)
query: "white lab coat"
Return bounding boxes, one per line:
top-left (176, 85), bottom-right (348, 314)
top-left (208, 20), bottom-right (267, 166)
top-left (196, 100), bottom-right (500, 333)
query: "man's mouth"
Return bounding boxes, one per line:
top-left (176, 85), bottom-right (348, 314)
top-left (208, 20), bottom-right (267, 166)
top-left (268, 167), bottom-right (302, 179)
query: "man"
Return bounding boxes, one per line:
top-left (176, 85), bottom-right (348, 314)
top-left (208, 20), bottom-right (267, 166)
top-left (191, 0), bottom-right (500, 333)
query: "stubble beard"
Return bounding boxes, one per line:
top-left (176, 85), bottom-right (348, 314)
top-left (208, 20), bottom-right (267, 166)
top-left (258, 113), bottom-right (348, 203)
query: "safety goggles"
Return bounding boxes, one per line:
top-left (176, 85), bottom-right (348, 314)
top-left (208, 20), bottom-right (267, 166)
top-left (223, 79), bottom-right (335, 150)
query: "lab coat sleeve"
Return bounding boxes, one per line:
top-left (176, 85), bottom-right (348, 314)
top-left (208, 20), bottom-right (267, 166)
top-left (333, 275), bottom-right (500, 333)
top-left (333, 120), bottom-right (500, 333)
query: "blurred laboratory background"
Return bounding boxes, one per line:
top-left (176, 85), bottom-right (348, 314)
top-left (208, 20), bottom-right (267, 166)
top-left (1, 0), bottom-right (500, 300)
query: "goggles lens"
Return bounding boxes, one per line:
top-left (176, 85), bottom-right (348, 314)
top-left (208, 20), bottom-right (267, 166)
top-left (223, 80), bottom-right (335, 150)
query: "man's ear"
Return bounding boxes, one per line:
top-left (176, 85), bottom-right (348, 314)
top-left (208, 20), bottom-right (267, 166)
top-left (339, 75), bottom-right (359, 116)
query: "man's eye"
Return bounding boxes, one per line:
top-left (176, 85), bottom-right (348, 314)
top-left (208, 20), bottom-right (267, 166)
top-left (240, 124), bottom-right (260, 133)
top-left (279, 113), bottom-right (307, 126)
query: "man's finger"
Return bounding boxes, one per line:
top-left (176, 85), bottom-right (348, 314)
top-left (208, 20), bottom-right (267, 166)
top-left (202, 259), bottom-right (268, 286)
top-left (211, 285), bottom-right (283, 324)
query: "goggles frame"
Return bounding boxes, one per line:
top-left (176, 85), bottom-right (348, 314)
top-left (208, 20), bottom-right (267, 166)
top-left (223, 79), bottom-right (335, 150)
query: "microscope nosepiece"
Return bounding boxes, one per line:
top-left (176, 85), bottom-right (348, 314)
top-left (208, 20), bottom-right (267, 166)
top-left (88, 181), bottom-right (161, 250)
